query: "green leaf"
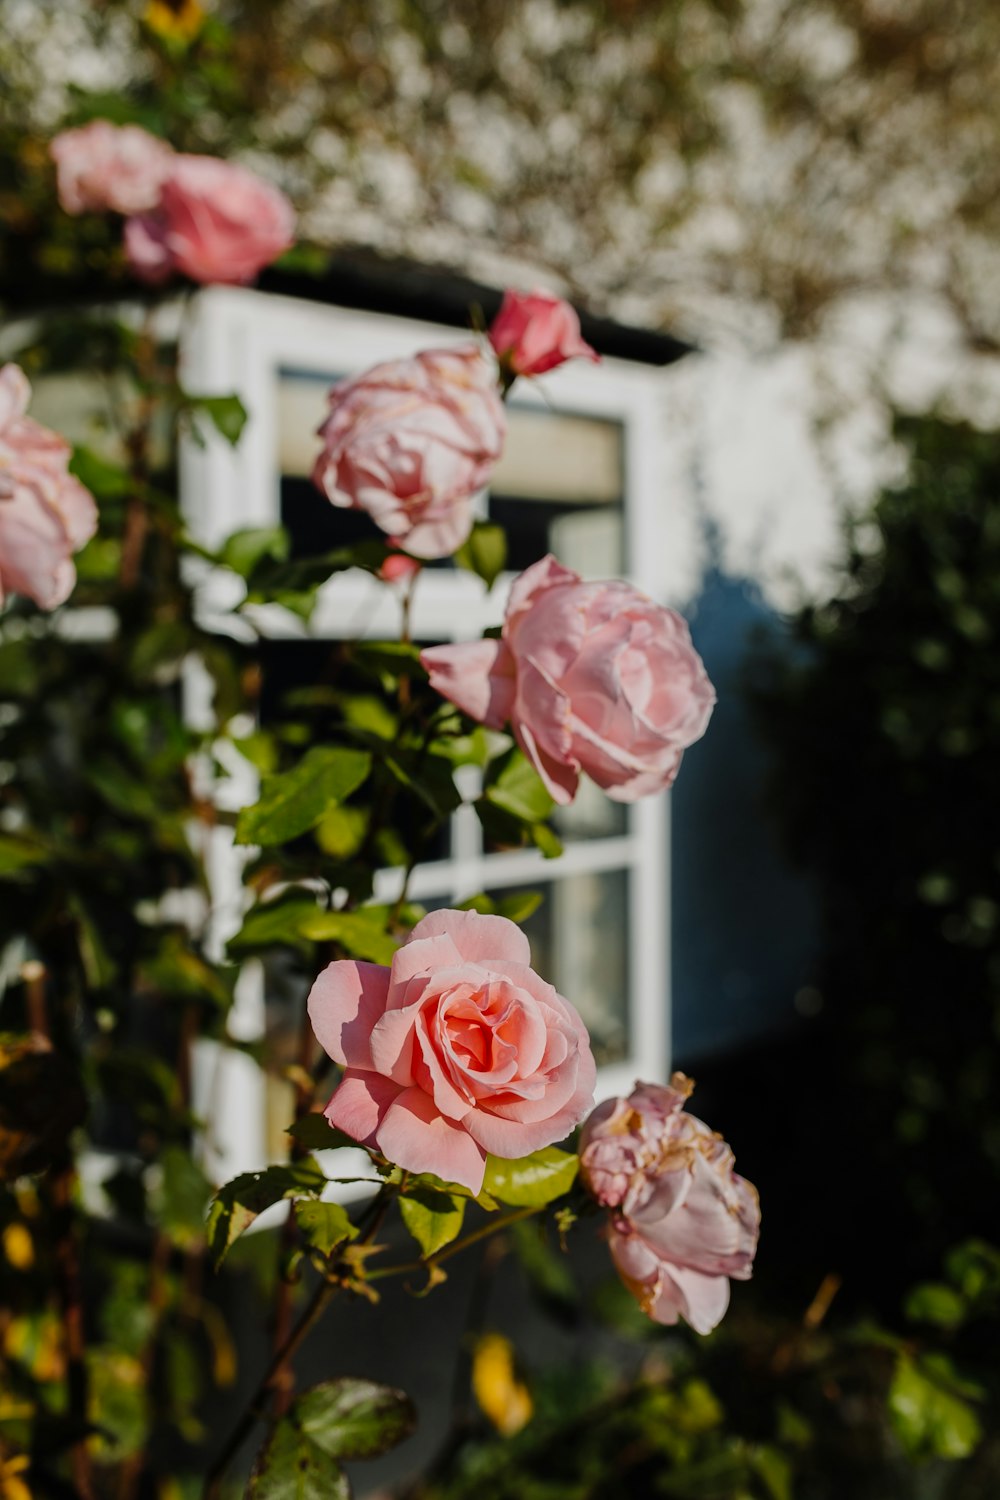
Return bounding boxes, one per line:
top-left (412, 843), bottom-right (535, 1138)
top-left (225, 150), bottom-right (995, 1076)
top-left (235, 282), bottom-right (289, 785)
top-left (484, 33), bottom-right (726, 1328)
top-left (453, 521), bottom-right (507, 588)
top-left (286, 1115), bottom-right (358, 1152)
top-left (206, 1159), bottom-right (327, 1269)
top-left (296, 909), bottom-right (399, 965)
top-left (235, 747), bottom-right (371, 846)
top-left (457, 890), bottom-right (544, 924)
top-left (904, 1282), bottom-right (967, 1329)
top-left (155, 1146), bottom-right (212, 1249)
top-left (889, 1351), bottom-right (983, 1461)
top-left (230, 897), bottom-right (398, 964)
top-left (220, 527), bottom-right (290, 579)
top-left (483, 748), bottom-right (555, 824)
top-left (291, 1378), bottom-right (417, 1460)
top-left (248, 1421), bottom-right (349, 1500)
top-left (530, 822), bottom-right (563, 860)
top-left (750, 1445), bottom-right (793, 1500)
top-left (183, 390), bottom-right (249, 446)
top-left (945, 1239), bottom-right (1000, 1302)
top-left (482, 1148), bottom-right (579, 1207)
top-left (295, 1201), bottom-right (358, 1257)
top-left (69, 445), bottom-right (130, 499)
top-left (399, 1185), bottom-right (467, 1257)
top-left (0, 832), bottom-right (50, 878)
top-left (315, 804), bottom-right (367, 859)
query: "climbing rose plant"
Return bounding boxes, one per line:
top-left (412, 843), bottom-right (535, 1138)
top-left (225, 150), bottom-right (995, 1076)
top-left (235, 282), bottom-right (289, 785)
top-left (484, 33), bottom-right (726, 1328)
top-left (0, 118), bottom-right (756, 1499)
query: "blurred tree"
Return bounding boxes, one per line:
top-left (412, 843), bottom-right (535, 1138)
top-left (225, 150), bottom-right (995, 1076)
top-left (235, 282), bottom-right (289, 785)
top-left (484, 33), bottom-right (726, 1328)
top-left (5, 0), bottom-right (1000, 359)
top-left (754, 414), bottom-right (1000, 1290)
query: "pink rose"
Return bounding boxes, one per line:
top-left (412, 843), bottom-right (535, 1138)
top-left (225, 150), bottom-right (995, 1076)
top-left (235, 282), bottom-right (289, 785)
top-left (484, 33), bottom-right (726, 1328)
top-left (311, 347), bottom-right (506, 560)
top-left (0, 365), bottom-right (98, 611)
top-left (579, 1076), bottom-right (760, 1334)
top-left (489, 290), bottom-right (599, 378)
top-left (421, 555), bottom-right (715, 804)
top-left (124, 155), bottom-right (295, 285)
top-left (308, 909), bottom-right (596, 1194)
top-left (50, 120), bottom-right (174, 217)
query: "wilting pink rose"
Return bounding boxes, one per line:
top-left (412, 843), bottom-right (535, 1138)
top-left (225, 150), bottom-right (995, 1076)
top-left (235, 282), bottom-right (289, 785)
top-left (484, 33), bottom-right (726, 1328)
top-left (311, 347), bottom-right (506, 560)
top-left (0, 365), bottom-right (98, 611)
top-left (50, 120), bottom-right (174, 217)
top-left (308, 909), bottom-right (596, 1194)
top-left (124, 155), bottom-right (295, 285)
top-left (579, 1076), bottom-right (760, 1334)
top-left (422, 555), bottom-right (715, 804)
top-left (489, 290), bottom-right (598, 378)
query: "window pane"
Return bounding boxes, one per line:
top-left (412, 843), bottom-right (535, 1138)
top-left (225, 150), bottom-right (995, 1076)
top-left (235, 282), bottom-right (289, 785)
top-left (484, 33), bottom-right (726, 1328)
top-left (552, 776), bottom-right (628, 841)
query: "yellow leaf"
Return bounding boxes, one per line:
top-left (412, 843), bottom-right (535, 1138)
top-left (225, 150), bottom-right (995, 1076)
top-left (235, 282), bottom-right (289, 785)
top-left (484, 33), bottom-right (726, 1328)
top-left (471, 1333), bottom-right (533, 1436)
top-left (2, 1224), bottom-right (33, 1271)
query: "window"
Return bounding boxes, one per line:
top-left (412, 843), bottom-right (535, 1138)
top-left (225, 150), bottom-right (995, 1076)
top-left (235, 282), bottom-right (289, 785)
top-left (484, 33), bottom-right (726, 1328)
top-left (181, 287), bottom-right (672, 1184)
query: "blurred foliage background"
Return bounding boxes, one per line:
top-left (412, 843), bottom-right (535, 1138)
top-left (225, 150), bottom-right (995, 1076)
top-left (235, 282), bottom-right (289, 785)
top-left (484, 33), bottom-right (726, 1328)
top-left (2, 2), bottom-right (1000, 1498)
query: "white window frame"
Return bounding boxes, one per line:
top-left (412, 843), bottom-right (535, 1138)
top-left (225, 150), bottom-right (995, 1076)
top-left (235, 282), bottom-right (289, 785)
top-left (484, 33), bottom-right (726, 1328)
top-left (180, 286), bottom-right (671, 1184)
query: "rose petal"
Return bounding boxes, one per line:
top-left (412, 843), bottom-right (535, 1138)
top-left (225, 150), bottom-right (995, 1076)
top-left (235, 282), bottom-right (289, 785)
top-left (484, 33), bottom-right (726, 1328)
top-left (407, 909), bottom-right (531, 967)
top-left (307, 959), bottom-right (391, 1069)
top-left (375, 1085), bottom-right (486, 1193)
top-left (325, 1070), bottom-right (403, 1146)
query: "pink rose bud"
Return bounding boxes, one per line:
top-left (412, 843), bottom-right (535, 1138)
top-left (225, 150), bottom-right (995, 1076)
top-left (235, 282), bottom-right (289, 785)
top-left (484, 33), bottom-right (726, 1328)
top-left (311, 347), bottom-right (506, 560)
top-left (308, 909), bottom-right (596, 1195)
top-left (579, 1076), bottom-right (760, 1334)
top-left (0, 364), bottom-right (98, 611)
top-left (421, 555), bottom-right (715, 804)
top-left (379, 549), bottom-right (421, 584)
top-left (488, 290), bottom-right (598, 378)
top-left (50, 120), bottom-right (175, 217)
top-left (124, 154), bottom-right (295, 286)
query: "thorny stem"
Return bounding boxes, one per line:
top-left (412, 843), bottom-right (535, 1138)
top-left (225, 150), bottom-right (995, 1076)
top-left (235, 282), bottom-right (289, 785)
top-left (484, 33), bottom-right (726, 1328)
top-left (368, 1204), bottom-right (540, 1282)
top-left (269, 997), bottom-right (319, 1417)
top-left (50, 1161), bottom-right (94, 1500)
top-left (202, 1182), bottom-right (395, 1499)
top-left (202, 1278), bottom-right (338, 1500)
top-left (25, 964), bottom-right (93, 1499)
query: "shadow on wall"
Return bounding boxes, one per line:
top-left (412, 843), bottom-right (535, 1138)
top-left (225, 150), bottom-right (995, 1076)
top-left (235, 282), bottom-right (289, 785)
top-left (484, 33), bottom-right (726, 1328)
top-left (671, 566), bottom-right (819, 1064)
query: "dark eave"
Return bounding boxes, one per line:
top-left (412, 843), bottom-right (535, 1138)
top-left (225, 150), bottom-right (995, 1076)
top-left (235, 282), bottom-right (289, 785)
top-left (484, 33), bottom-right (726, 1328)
top-left (258, 247), bottom-right (692, 368)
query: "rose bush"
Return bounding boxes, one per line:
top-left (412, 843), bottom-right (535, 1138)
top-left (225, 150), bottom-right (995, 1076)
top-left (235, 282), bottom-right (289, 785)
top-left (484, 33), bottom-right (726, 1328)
top-left (0, 364), bottom-right (97, 609)
top-left (124, 154), bottom-right (295, 285)
top-left (422, 554), bottom-right (715, 803)
top-left (489, 289), bottom-right (598, 378)
top-left (49, 120), bottom-right (174, 216)
top-left (579, 1076), bottom-right (760, 1333)
top-left (311, 346), bottom-right (506, 559)
top-left (308, 909), bottom-right (596, 1193)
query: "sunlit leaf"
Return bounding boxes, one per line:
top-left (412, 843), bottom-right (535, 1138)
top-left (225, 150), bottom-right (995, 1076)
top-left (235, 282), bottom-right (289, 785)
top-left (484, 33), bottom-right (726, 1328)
top-left (482, 1148), bottom-right (578, 1207)
top-left (206, 1160), bottom-right (327, 1269)
top-left (235, 747), bottom-right (371, 846)
top-left (248, 1421), bottom-right (349, 1500)
top-left (399, 1185), bottom-right (466, 1257)
top-left (292, 1378), bottom-right (417, 1459)
top-left (889, 1351), bottom-right (983, 1460)
top-left (295, 1201), bottom-right (358, 1257)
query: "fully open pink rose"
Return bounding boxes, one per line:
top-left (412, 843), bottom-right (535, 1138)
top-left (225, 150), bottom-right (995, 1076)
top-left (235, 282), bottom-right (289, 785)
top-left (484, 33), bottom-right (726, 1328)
top-left (311, 347), bottom-right (506, 560)
top-left (421, 555), bottom-right (715, 804)
top-left (308, 909), bottom-right (596, 1194)
top-left (0, 365), bottom-right (98, 611)
top-left (579, 1076), bottom-right (759, 1334)
top-left (124, 155), bottom-right (295, 285)
top-left (489, 290), bottom-right (598, 378)
top-left (50, 120), bottom-right (174, 216)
